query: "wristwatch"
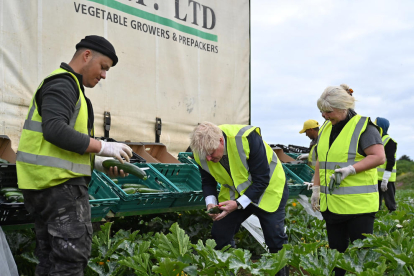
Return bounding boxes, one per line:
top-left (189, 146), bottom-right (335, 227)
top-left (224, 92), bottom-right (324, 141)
top-left (234, 200), bottom-right (243, 210)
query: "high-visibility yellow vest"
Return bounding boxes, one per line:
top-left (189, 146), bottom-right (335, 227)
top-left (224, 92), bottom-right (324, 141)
top-left (16, 68), bottom-right (92, 190)
top-left (317, 115), bottom-right (379, 214)
top-left (194, 125), bottom-right (286, 212)
top-left (308, 144), bottom-right (317, 170)
top-left (377, 135), bottom-right (397, 182)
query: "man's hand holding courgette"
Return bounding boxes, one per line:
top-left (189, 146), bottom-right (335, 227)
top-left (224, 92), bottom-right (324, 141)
top-left (95, 156), bottom-right (129, 178)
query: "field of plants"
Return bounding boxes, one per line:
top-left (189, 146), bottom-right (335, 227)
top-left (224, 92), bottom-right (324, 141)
top-left (5, 188), bottom-right (414, 276)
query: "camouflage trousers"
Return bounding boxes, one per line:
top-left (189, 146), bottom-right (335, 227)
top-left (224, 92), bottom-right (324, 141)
top-left (23, 184), bottom-right (92, 276)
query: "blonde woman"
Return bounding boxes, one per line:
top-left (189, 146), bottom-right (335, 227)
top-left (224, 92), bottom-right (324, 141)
top-left (311, 84), bottom-right (385, 276)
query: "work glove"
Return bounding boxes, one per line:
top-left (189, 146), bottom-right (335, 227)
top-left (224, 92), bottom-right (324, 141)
top-left (97, 140), bottom-right (133, 163)
top-left (297, 153), bottom-right (309, 160)
top-left (303, 182), bottom-right (313, 190)
top-left (94, 156), bottom-right (113, 173)
top-left (381, 171), bottom-right (392, 192)
top-left (311, 186), bottom-right (320, 211)
top-left (331, 165), bottom-right (356, 181)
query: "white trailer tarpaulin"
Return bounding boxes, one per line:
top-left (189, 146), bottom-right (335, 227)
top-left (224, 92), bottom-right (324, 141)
top-left (0, 0), bottom-right (250, 154)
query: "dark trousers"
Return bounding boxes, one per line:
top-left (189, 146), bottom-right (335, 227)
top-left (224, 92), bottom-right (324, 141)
top-left (22, 184), bottom-right (92, 276)
top-left (326, 214), bottom-right (375, 276)
top-left (378, 180), bottom-right (397, 212)
top-left (211, 182), bottom-right (289, 253)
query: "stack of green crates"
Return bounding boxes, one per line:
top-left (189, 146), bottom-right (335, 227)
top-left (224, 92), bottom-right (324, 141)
top-left (282, 164), bottom-right (309, 199)
top-left (148, 163), bottom-right (205, 208)
top-left (283, 163), bottom-right (314, 197)
top-left (96, 163), bottom-right (180, 216)
top-left (89, 171), bottom-right (120, 222)
top-left (178, 152), bottom-right (198, 167)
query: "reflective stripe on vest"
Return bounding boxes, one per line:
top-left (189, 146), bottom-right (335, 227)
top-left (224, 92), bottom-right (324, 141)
top-left (16, 68), bottom-right (91, 189)
top-left (195, 125), bottom-right (285, 212)
top-left (377, 135), bottom-right (397, 181)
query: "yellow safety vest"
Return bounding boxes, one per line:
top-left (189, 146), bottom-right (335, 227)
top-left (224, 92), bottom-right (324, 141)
top-left (308, 144), bottom-right (317, 170)
top-left (317, 115), bottom-right (379, 214)
top-left (16, 68), bottom-right (92, 190)
top-left (194, 125), bottom-right (286, 212)
top-left (377, 135), bottom-right (397, 182)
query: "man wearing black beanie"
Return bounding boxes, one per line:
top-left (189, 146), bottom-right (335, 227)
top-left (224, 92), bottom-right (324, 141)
top-left (16, 35), bottom-right (131, 275)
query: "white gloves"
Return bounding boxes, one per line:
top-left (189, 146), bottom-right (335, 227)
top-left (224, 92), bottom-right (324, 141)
top-left (381, 171), bottom-right (392, 192)
top-left (297, 153), bottom-right (309, 160)
top-left (331, 165), bottom-right (356, 181)
top-left (311, 186), bottom-right (320, 211)
top-left (97, 140), bottom-right (133, 163)
top-left (303, 182), bottom-right (313, 190)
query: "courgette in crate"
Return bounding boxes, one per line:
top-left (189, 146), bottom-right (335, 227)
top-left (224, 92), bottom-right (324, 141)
top-left (0, 187), bottom-right (21, 195)
top-left (7, 195), bottom-right (24, 203)
top-left (88, 194), bottom-right (100, 207)
top-left (136, 188), bottom-right (162, 193)
top-left (122, 183), bottom-right (149, 189)
top-left (102, 159), bottom-right (147, 180)
top-left (111, 179), bottom-right (119, 184)
top-left (122, 187), bottom-right (137, 194)
top-left (5, 191), bottom-right (24, 198)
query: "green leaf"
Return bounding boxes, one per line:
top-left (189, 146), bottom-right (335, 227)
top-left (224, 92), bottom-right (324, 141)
top-left (299, 247), bottom-right (340, 275)
top-left (336, 249), bottom-right (382, 273)
top-left (152, 257), bottom-right (188, 276)
top-left (118, 253), bottom-right (152, 276)
top-left (228, 248), bottom-right (252, 274)
top-left (250, 247), bottom-right (290, 275)
top-left (151, 222), bottom-right (191, 259)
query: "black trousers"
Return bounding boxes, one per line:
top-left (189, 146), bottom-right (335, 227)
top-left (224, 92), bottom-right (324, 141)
top-left (211, 182), bottom-right (289, 253)
top-left (22, 184), bottom-right (92, 276)
top-left (378, 180), bottom-right (397, 212)
top-left (325, 213), bottom-right (375, 276)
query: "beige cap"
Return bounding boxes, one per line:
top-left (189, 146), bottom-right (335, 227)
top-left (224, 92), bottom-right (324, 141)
top-left (299, 119), bottom-right (320, 134)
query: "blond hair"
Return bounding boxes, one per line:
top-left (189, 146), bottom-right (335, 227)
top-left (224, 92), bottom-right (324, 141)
top-left (189, 122), bottom-right (222, 158)
top-left (317, 84), bottom-right (355, 112)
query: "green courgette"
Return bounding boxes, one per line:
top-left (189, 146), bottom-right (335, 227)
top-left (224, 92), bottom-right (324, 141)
top-left (7, 195), bottom-right (24, 203)
top-left (111, 179), bottom-right (119, 184)
top-left (122, 183), bottom-right (149, 189)
top-left (334, 165), bottom-right (342, 188)
top-left (102, 159), bottom-right (147, 180)
top-left (206, 206), bottom-right (221, 214)
top-left (122, 187), bottom-right (137, 194)
top-left (136, 188), bottom-right (162, 193)
top-left (89, 194), bottom-right (96, 200)
top-left (0, 187), bottom-right (21, 195)
top-left (5, 191), bottom-right (23, 198)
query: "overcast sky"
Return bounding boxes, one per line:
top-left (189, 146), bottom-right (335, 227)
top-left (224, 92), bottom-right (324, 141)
top-left (251, 0), bottom-right (414, 160)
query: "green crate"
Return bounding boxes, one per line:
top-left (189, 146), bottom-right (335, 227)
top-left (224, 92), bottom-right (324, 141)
top-left (283, 163), bottom-right (314, 182)
top-left (286, 153), bottom-right (301, 159)
top-left (282, 164), bottom-right (308, 199)
top-left (148, 163), bottom-right (206, 208)
top-left (96, 163), bottom-right (179, 215)
top-left (89, 171), bottom-right (120, 221)
top-left (178, 152), bottom-right (198, 167)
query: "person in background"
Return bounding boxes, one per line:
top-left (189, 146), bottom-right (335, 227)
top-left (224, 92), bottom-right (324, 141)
top-left (190, 122), bottom-right (289, 276)
top-left (310, 84), bottom-right (385, 276)
top-left (16, 35), bottom-right (133, 275)
top-left (297, 119), bottom-right (320, 169)
top-left (375, 117), bottom-right (397, 212)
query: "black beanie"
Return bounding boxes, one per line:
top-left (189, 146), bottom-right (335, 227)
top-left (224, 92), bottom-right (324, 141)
top-left (76, 35), bottom-right (118, 66)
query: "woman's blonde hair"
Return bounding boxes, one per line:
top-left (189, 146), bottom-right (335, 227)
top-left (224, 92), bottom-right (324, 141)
top-left (317, 84), bottom-right (356, 112)
top-left (189, 121), bottom-right (222, 158)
